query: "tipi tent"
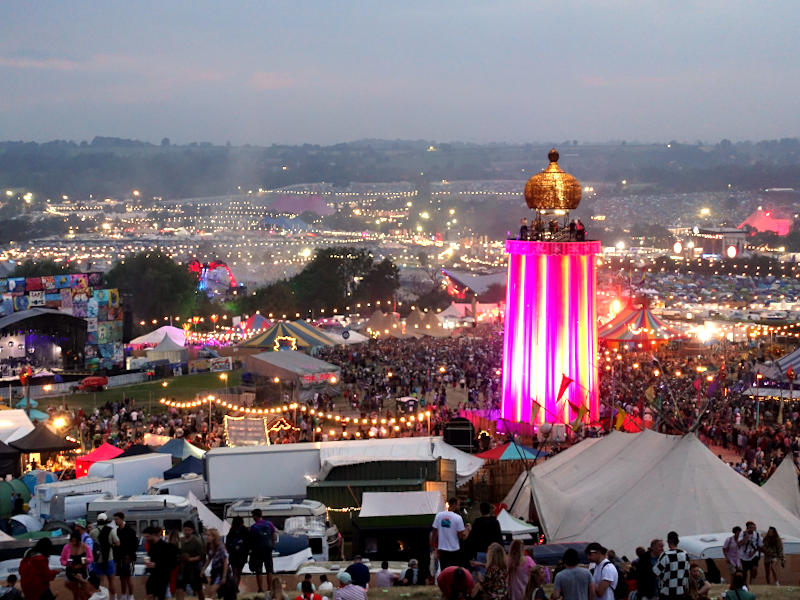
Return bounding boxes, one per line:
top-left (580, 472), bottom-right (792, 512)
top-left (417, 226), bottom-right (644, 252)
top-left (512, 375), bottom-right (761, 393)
top-left (146, 335), bottom-right (189, 363)
top-left (763, 456), bottom-right (800, 517)
top-left (503, 430), bottom-right (800, 556)
top-left (0, 410), bottom-right (35, 444)
top-left (130, 326), bottom-right (186, 347)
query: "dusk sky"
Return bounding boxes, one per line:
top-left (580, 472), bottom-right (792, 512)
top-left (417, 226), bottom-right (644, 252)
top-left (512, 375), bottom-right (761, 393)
top-left (2, 1), bottom-right (799, 146)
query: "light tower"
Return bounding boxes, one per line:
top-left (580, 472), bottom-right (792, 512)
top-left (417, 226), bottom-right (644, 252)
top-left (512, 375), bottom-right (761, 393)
top-left (501, 149), bottom-right (599, 426)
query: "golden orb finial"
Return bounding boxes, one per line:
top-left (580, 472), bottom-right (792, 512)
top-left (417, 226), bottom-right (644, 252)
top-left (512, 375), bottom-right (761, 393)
top-left (524, 148), bottom-right (581, 211)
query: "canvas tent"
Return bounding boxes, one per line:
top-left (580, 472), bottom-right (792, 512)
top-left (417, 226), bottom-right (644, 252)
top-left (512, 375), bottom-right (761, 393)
top-left (246, 350), bottom-right (340, 401)
top-left (11, 422), bottom-right (80, 453)
top-left (75, 442), bottom-right (124, 477)
top-left (776, 347), bottom-right (800, 381)
top-left (358, 491), bottom-right (444, 523)
top-left (497, 509), bottom-right (539, 539)
top-left (130, 326), bottom-right (185, 347)
top-left (324, 329), bottom-right (368, 345)
top-left (146, 335), bottom-right (189, 364)
top-left (164, 456), bottom-right (204, 480)
top-left (763, 456), bottom-right (800, 517)
top-left (0, 440), bottom-right (20, 478)
top-left (503, 430), bottom-right (800, 556)
top-left (156, 438), bottom-right (205, 460)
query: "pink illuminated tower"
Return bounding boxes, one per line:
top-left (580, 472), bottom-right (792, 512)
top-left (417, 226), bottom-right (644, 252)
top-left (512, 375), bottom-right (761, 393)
top-left (501, 150), bottom-right (599, 426)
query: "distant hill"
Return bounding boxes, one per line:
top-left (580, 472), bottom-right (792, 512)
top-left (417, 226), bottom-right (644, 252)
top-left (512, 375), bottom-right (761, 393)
top-left (0, 137), bottom-right (799, 200)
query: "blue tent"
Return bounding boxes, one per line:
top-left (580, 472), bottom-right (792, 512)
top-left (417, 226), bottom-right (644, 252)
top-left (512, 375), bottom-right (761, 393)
top-left (156, 438), bottom-right (205, 460)
top-left (163, 455), bottom-right (204, 480)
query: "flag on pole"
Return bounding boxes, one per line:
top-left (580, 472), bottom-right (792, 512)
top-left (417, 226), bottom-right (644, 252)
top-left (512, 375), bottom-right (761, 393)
top-left (614, 408), bottom-right (627, 430)
top-left (557, 374), bottom-right (573, 404)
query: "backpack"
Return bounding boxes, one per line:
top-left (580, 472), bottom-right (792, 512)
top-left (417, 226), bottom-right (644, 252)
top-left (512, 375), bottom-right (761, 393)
top-left (94, 525), bottom-right (112, 565)
top-left (252, 520), bottom-right (275, 554)
top-left (598, 560), bottom-right (628, 600)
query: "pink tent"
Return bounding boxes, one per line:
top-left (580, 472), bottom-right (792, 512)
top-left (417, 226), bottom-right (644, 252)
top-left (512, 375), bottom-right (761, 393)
top-left (75, 442), bottom-right (124, 477)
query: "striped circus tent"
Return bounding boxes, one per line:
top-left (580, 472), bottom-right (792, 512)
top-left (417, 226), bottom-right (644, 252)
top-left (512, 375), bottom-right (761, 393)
top-left (599, 306), bottom-right (679, 344)
top-left (239, 320), bottom-right (336, 350)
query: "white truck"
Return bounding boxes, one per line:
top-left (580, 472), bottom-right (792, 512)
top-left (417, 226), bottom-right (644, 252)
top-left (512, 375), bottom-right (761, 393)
top-left (205, 443), bottom-right (321, 503)
top-left (32, 477), bottom-right (117, 521)
top-left (88, 453), bottom-right (172, 496)
top-left (148, 474), bottom-right (207, 501)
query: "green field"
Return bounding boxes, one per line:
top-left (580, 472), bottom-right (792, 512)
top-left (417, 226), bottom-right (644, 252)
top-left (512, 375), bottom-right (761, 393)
top-left (39, 370), bottom-right (243, 412)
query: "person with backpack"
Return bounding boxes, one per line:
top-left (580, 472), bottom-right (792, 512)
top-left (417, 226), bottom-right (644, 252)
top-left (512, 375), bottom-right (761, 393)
top-left (225, 516), bottom-right (250, 589)
top-left (249, 508), bottom-right (277, 593)
top-left (90, 514), bottom-right (119, 600)
top-left (586, 543), bottom-right (618, 600)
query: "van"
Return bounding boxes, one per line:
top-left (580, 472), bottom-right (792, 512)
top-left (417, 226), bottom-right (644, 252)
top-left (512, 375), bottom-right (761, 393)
top-left (86, 495), bottom-right (201, 543)
top-left (225, 498), bottom-right (336, 562)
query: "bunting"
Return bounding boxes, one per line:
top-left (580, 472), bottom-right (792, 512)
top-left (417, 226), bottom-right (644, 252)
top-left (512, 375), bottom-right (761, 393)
top-left (557, 374), bottom-right (574, 404)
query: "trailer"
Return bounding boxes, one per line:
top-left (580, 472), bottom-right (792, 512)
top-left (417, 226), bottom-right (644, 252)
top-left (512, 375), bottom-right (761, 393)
top-left (32, 477), bottom-right (117, 520)
top-left (205, 443), bottom-right (320, 503)
top-left (88, 453), bottom-right (172, 495)
top-left (148, 474), bottom-right (207, 501)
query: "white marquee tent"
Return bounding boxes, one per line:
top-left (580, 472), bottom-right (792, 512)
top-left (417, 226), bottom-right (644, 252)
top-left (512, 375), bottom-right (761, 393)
top-left (130, 325), bottom-right (186, 347)
top-left (503, 430), bottom-right (800, 556)
top-left (146, 335), bottom-right (189, 363)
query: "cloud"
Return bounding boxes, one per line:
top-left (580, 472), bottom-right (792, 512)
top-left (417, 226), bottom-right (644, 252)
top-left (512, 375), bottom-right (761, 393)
top-left (248, 71), bottom-right (295, 91)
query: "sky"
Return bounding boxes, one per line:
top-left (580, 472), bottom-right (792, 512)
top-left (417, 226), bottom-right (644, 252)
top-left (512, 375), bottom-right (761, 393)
top-left (1, 1), bottom-right (799, 146)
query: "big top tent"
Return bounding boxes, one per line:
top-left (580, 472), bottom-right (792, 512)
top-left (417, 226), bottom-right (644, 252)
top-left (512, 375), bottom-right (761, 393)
top-left (239, 321), bottom-right (335, 351)
top-left (503, 430), bottom-right (800, 556)
top-left (599, 305), bottom-right (681, 344)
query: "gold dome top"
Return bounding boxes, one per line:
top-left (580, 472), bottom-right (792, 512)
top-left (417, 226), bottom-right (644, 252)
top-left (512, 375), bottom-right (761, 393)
top-left (524, 148), bottom-right (582, 210)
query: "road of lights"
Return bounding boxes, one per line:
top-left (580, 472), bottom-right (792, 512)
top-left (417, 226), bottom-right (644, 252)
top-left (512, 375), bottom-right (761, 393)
top-left (501, 240), bottom-right (600, 425)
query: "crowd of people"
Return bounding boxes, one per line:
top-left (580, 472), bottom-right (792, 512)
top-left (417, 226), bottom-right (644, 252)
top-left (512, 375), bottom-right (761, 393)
top-left (429, 498), bottom-right (786, 600)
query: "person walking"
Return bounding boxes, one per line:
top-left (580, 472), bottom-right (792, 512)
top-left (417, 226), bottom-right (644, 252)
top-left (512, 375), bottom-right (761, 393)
top-left (112, 512), bottom-right (138, 600)
top-left (225, 516), bottom-right (250, 589)
top-left (204, 529), bottom-right (235, 600)
top-left (722, 528), bottom-right (742, 580)
top-left (761, 526), bottom-right (784, 586)
top-left (739, 522), bottom-right (763, 587)
top-left (143, 526), bottom-right (179, 600)
top-left (90, 513), bottom-right (119, 600)
top-left (176, 521), bottom-right (205, 600)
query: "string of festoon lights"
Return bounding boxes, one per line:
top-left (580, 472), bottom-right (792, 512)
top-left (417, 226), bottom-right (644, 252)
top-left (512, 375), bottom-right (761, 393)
top-left (159, 395), bottom-right (432, 432)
